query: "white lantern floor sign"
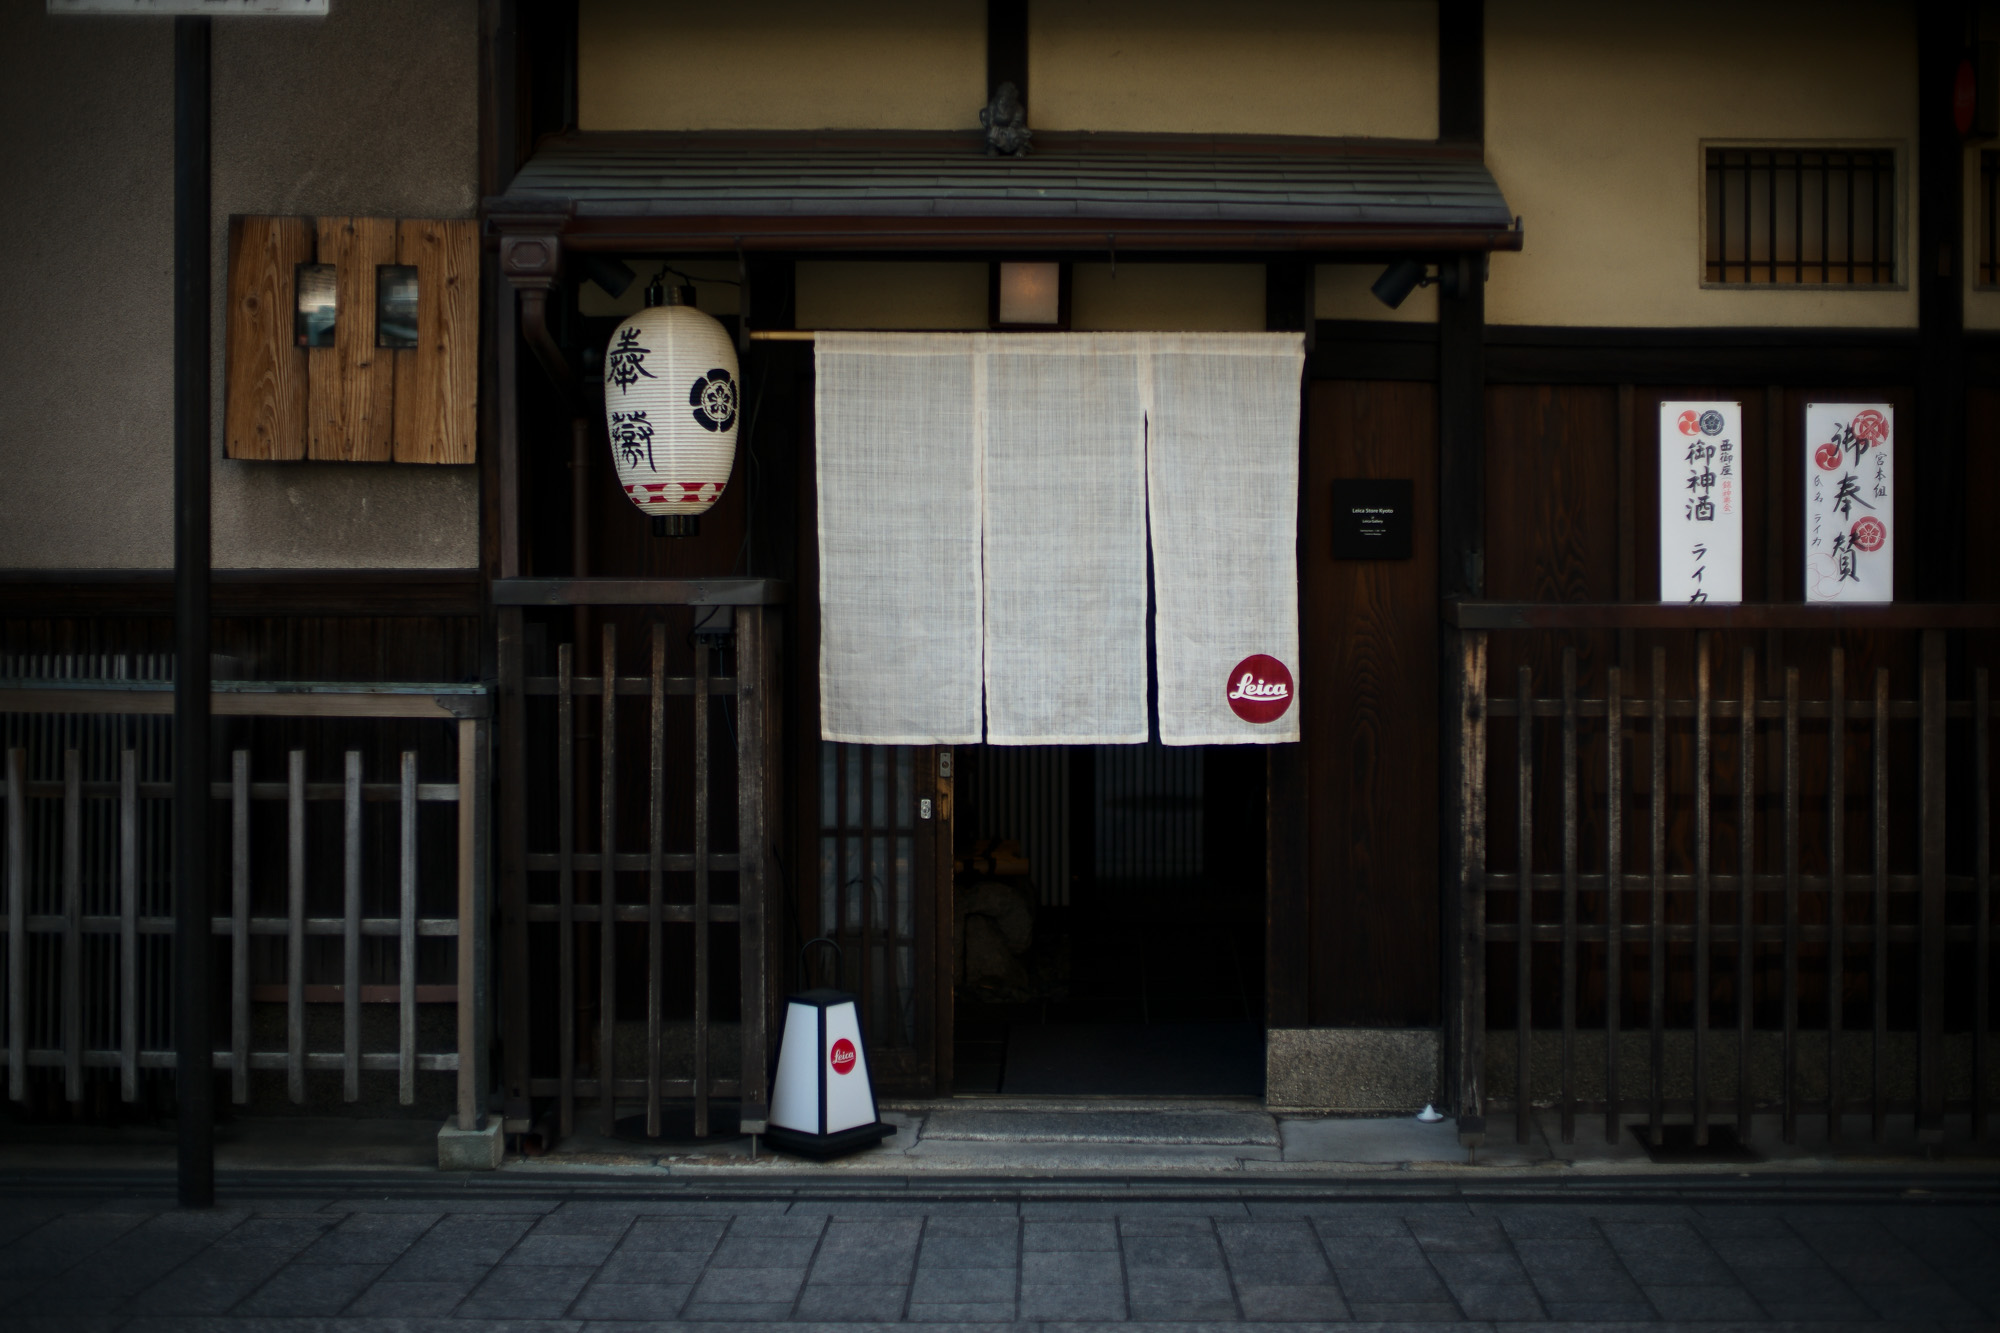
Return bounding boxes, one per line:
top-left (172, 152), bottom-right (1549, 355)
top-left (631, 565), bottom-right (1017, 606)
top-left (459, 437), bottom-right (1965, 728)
top-left (603, 279), bottom-right (740, 535)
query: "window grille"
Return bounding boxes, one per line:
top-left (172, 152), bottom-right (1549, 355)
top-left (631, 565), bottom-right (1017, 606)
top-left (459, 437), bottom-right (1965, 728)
top-left (1704, 147), bottom-right (1896, 286)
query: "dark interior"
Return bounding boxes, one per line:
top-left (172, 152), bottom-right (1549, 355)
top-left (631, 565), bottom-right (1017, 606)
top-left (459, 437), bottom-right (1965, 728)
top-left (951, 742), bottom-right (1266, 1096)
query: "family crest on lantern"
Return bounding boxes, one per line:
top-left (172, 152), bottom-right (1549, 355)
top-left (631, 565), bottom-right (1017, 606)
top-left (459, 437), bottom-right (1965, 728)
top-left (600, 271), bottom-right (741, 537)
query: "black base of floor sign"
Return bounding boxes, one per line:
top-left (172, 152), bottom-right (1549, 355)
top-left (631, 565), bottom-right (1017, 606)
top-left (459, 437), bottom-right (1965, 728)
top-left (763, 1120), bottom-right (896, 1160)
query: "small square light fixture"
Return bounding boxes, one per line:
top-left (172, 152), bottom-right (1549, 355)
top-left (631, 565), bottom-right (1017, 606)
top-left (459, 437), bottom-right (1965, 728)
top-left (992, 261), bottom-right (1068, 329)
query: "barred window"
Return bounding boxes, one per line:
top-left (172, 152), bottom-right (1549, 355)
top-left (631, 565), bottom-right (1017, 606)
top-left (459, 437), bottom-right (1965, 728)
top-left (1704, 147), bottom-right (1897, 286)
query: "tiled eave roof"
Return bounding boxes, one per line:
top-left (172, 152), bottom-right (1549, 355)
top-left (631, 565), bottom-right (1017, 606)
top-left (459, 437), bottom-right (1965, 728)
top-left (487, 131), bottom-right (1521, 253)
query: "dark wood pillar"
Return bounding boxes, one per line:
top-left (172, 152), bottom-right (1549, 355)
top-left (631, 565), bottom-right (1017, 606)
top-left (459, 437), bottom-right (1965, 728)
top-left (1436, 0), bottom-right (1488, 1141)
top-left (1267, 263), bottom-right (1314, 1032)
top-left (1916, 3), bottom-right (1968, 602)
top-left (987, 0), bottom-right (1027, 107)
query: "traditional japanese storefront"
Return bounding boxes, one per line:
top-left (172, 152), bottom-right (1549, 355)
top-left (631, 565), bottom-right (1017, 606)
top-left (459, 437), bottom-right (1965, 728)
top-left (3, 0), bottom-right (1995, 1157)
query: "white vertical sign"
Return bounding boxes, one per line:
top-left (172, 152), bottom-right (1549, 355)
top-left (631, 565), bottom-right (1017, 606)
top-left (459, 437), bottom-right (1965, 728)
top-left (1804, 403), bottom-right (1894, 603)
top-left (1659, 402), bottom-right (1743, 603)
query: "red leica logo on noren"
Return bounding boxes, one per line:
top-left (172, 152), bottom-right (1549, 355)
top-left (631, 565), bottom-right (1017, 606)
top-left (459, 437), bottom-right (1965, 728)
top-left (1226, 655), bottom-right (1294, 724)
top-left (828, 1038), bottom-right (857, 1074)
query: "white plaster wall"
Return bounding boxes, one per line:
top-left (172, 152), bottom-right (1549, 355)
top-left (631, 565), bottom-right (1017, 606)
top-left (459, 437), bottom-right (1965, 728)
top-left (0, 0), bottom-right (480, 570)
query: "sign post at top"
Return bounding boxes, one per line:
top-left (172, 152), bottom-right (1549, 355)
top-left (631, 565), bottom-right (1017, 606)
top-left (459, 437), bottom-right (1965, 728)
top-left (49, 1), bottom-right (326, 13)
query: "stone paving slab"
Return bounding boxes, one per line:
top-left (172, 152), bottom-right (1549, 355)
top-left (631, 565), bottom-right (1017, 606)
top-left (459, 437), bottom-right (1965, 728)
top-left (0, 1175), bottom-right (1996, 1328)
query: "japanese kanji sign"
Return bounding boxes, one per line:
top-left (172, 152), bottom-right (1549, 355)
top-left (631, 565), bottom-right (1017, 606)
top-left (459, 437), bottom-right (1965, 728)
top-left (1659, 402), bottom-right (1742, 603)
top-left (1805, 403), bottom-right (1893, 603)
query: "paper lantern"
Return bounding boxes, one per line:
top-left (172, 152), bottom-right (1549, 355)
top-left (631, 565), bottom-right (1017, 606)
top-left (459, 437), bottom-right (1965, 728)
top-left (602, 278), bottom-right (739, 536)
top-left (765, 939), bottom-right (893, 1160)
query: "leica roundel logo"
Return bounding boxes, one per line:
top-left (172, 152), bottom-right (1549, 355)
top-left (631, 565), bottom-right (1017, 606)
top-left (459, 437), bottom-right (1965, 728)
top-left (829, 1038), bottom-right (857, 1075)
top-left (1226, 655), bottom-right (1294, 724)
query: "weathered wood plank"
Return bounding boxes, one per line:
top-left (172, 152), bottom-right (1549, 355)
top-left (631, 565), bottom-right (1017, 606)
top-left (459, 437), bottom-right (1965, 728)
top-left (119, 750), bottom-right (137, 1102)
top-left (232, 751), bottom-right (250, 1105)
top-left (457, 719), bottom-right (479, 1132)
top-left (599, 624), bottom-right (619, 1138)
top-left (1917, 630), bottom-right (1946, 1139)
top-left (6, 751), bottom-right (24, 1101)
top-left (62, 751), bottom-right (80, 1104)
top-left (287, 750), bottom-right (306, 1105)
top-left (1694, 634), bottom-right (1712, 1144)
top-left (1605, 666), bottom-right (1623, 1144)
top-left (225, 215), bottom-right (312, 460)
top-left (309, 216), bottom-right (397, 462)
top-left (399, 751), bottom-right (418, 1105)
top-left (343, 750), bottom-right (361, 1102)
top-left (393, 218), bottom-right (479, 464)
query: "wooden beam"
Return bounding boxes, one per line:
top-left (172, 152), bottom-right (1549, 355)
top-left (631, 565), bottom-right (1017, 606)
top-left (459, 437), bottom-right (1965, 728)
top-left (1916, 2), bottom-right (1968, 600)
top-left (1448, 601), bottom-right (2000, 631)
top-left (1438, 0), bottom-right (1483, 144)
top-left (986, 0), bottom-right (1027, 110)
top-left (0, 570), bottom-right (483, 618)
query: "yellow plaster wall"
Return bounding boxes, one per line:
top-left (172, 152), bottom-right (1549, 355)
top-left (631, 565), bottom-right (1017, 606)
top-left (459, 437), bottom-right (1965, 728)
top-left (1071, 264), bottom-right (1266, 331)
top-left (1485, 0), bottom-right (1917, 329)
top-left (795, 263), bottom-right (989, 329)
top-left (1030, 0), bottom-right (1436, 139)
top-left (1316, 264), bottom-right (1437, 323)
top-left (578, 0), bottom-right (984, 131)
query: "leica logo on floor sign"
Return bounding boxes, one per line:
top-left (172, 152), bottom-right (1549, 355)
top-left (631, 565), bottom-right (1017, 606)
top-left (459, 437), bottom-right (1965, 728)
top-left (829, 1038), bottom-right (857, 1074)
top-left (1226, 654), bottom-right (1294, 724)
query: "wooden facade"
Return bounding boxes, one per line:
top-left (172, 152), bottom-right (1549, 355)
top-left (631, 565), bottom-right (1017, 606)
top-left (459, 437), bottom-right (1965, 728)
top-left (2, 0), bottom-right (1994, 1144)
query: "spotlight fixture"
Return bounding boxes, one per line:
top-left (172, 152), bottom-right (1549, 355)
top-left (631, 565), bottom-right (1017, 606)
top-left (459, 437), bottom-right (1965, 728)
top-left (1369, 259), bottom-right (1430, 310)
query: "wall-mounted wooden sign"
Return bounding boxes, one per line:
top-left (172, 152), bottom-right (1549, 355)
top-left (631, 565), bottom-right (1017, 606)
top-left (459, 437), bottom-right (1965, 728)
top-left (225, 215), bottom-right (477, 463)
top-left (1329, 479), bottom-right (1413, 559)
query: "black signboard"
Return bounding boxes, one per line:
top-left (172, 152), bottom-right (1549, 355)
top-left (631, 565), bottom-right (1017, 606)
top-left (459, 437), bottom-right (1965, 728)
top-left (1330, 479), bottom-right (1414, 559)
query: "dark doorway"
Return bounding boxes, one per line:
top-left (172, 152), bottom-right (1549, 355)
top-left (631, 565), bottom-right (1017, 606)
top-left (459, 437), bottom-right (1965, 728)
top-left (951, 742), bottom-right (1266, 1095)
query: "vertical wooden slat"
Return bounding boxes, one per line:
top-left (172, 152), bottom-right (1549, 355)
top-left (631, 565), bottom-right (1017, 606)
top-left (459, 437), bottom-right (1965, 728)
top-left (231, 749), bottom-right (250, 1104)
top-left (456, 718), bottom-right (479, 1133)
top-left (497, 607), bottom-right (532, 1125)
top-left (1737, 648), bottom-right (1756, 1140)
top-left (1604, 665), bottom-right (1624, 1144)
top-left (223, 214), bottom-right (311, 460)
top-left (860, 743), bottom-right (875, 1047)
top-left (1648, 646), bottom-right (1666, 1145)
top-left (61, 749), bottom-right (81, 1104)
top-left (1448, 631), bottom-right (1488, 1138)
top-left (391, 218), bottom-right (480, 464)
top-left (1872, 667), bottom-right (1890, 1143)
top-left (599, 624), bottom-right (618, 1136)
top-left (1560, 647), bottom-right (1578, 1146)
top-left (398, 750), bottom-right (418, 1105)
top-left (6, 750), bottom-right (23, 1102)
top-left (693, 625), bottom-right (712, 1139)
top-left (308, 216), bottom-right (398, 461)
top-left (1515, 665), bottom-right (1532, 1144)
top-left (1975, 668), bottom-right (1991, 1140)
top-left (737, 605), bottom-right (772, 1133)
top-left (1917, 632), bottom-right (1947, 1139)
top-left (119, 749), bottom-right (137, 1102)
top-left (1828, 648), bottom-right (1846, 1140)
top-left (287, 749), bottom-right (306, 1105)
top-left (646, 624), bottom-right (665, 1139)
top-left (558, 642), bottom-right (576, 1139)
top-left (343, 750), bottom-right (362, 1102)
top-left (1694, 633), bottom-right (1712, 1144)
top-left (1783, 667), bottom-right (1801, 1143)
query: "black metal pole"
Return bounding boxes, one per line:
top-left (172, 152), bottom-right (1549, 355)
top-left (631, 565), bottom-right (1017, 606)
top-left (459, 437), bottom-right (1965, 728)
top-left (173, 13), bottom-right (213, 1210)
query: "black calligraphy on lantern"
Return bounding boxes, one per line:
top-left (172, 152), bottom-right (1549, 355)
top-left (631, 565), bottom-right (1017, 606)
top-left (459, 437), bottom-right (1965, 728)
top-left (607, 328), bottom-right (655, 393)
top-left (609, 410), bottom-right (655, 471)
top-left (1831, 473), bottom-right (1874, 520)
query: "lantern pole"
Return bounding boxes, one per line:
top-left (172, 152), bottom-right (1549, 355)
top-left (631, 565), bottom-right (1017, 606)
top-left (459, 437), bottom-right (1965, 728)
top-left (172, 11), bottom-right (215, 1210)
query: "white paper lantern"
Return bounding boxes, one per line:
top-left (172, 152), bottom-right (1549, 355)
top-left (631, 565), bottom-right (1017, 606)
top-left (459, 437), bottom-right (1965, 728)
top-left (602, 280), bottom-right (739, 535)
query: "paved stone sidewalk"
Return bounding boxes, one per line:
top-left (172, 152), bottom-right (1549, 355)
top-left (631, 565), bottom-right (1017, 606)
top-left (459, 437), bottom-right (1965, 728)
top-left (0, 1179), bottom-right (1995, 1329)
